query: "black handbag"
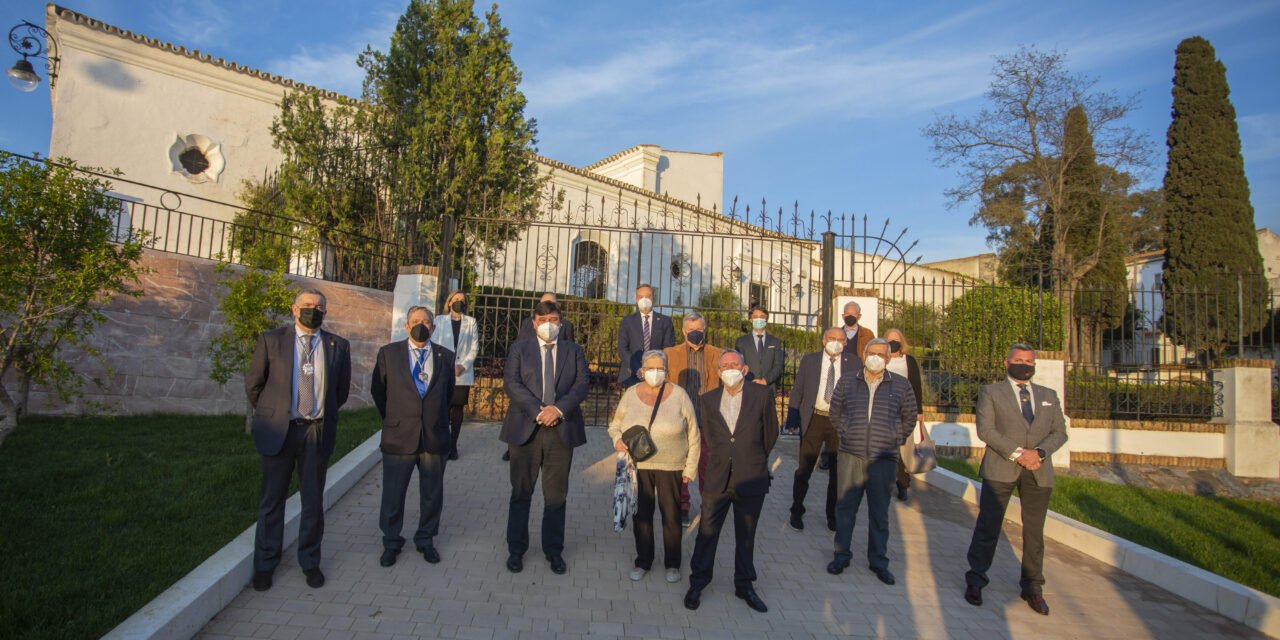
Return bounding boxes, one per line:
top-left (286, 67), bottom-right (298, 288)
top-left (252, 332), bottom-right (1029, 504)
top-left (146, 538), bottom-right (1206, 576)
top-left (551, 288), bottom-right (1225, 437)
top-left (621, 383), bottom-right (664, 463)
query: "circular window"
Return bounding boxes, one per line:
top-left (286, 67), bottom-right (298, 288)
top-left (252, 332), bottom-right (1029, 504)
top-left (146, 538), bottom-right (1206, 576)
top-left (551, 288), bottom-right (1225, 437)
top-left (179, 147), bottom-right (210, 175)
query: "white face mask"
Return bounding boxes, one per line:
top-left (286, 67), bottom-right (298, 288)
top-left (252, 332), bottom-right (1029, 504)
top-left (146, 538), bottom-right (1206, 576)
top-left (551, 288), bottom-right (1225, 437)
top-left (637, 297), bottom-right (653, 313)
top-left (536, 322), bottom-right (560, 342)
top-left (824, 341), bottom-right (844, 356)
top-left (720, 369), bottom-right (744, 388)
top-left (644, 369), bottom-right (666, 387)
top-left (864, 354), bottom-right (886, 374)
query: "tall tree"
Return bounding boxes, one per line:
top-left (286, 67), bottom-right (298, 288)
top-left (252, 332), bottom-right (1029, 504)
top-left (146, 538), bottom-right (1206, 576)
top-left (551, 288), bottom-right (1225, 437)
top-left (1161, 36), bottom-right (1267, 356)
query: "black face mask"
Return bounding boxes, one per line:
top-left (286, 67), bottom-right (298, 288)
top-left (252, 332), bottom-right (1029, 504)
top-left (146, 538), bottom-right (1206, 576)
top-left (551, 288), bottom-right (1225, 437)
top-left (298, 307), bottom-right (325, 330)
top-left (410, 323), bottom-right (431, 343)
top-left (1007, 363), bottom-right (1035, 381)
top-left (843, 315), bottom-right (858, 328)
top-left (889, 340), bottom-right (902, 353)
top-left (686, 330), bottom-right (705, 346)
top-left (451, 301), bottom-right (468, 314)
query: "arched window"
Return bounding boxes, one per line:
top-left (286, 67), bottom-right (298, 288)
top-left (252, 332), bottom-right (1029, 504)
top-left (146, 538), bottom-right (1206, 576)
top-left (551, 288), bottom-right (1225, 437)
top-left (571, 240), bottom-right (608, 299)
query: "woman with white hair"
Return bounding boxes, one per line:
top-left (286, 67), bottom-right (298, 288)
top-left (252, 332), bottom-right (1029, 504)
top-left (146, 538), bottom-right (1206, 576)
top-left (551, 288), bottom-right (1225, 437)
top-left (608, 349), bottom-right (701, 584)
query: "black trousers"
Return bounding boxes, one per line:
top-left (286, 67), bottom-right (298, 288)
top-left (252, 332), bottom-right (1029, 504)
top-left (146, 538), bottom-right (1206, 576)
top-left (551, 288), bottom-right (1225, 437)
top-left (689, 484), bottom-right (766, 591)
top-left (634, 469), bottom-right (683, 570)
top-left (832, 454), bottom-right (896, 569)
top-left (448, 386), bottom-right (470, 455)
top-left (791, 413), bottom-right (838, 522)
top-left (379, 450), bottom-right (447, 552)
top-left (507, 425), bottom-right (574, 556)
top-left (254, 420), bottom-right (328, 573)
top-left (966, 469), bottom-right (1053, 595)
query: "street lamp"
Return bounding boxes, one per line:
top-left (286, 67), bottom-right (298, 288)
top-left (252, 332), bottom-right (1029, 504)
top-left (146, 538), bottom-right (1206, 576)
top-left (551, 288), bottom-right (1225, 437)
top-left (7, 20), bottom-right (59, 92)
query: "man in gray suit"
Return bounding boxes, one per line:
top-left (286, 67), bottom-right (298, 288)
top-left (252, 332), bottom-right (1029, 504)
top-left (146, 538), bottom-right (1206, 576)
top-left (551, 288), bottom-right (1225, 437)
top-left (963, 343), bottom-right (1068, 616)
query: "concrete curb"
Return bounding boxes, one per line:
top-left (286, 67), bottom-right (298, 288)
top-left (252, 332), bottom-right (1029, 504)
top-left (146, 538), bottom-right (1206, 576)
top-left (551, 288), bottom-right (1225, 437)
top-left (102, 432), bottom-right (383, 640)
top-left (923, 467), bottom-right (1280, 639)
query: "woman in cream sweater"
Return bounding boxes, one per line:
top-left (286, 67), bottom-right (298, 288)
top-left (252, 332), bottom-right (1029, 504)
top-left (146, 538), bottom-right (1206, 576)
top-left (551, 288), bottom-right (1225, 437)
top-left (609, 349), bottom-right (701, 584)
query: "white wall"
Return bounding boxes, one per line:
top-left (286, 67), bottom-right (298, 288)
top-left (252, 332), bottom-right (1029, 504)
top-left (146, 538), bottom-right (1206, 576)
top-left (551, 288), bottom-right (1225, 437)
top-left (655, 150), bottom-right (723, 213)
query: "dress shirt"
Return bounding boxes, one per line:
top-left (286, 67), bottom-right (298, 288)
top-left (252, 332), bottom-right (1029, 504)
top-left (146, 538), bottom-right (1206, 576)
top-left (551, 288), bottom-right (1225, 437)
top-left (1007, 376), bottom-right (1037, 461)
top-left (291, 326), bottom-right (327, 420)
top-left (408, 339), bottom-right (434, 385)
top-left (865, 372), bottom-right (885, 423)
top-left (719, 386), bottom-right (744, 435)
top-left (753, 330), bottom-right (767, 352)
top-left (815, 355), bottom-right (843, 413)
top-left (844, 325), bottom-right (860, 342)
top-left (540, 339), bottom-right (560, 417)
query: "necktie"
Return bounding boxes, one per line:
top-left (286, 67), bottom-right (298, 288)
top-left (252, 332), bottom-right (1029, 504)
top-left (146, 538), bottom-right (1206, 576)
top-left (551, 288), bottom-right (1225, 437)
top-left (542, 344), bottom-right (556, 405)
top-left (824, 358), bottom-right (836, 404)
top-left (642, 315), bottom-right (651, 351)
top-left (298, 335), bottom-right (316, 418)
top-left (757, 334), bottom-right (764, 352)
top-left (411, 348), bottom-right (428, 398)
top-left (1019, 384), bottom-right (1034, 424)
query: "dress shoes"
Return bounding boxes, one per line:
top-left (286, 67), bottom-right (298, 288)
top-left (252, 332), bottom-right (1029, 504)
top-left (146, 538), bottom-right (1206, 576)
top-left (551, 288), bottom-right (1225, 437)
top-left (897, 486), bottom-right (909, 502)
top-left (964, 584), bottom-right (983, 606)
top-left (817, 456), bottom-right (830, 471)
top-left (251, 570), bottom-right (273, 592)
top-left (506, 554), bottom-right (523, 573)
top-left (304, 568), bottom-right (325, 589)
top-left (735, 587), bottom-right (768, 613)
top-left (419, 544), bottom-right (441, 564)
top-left (448, 450), bottom-right (459, 461)
top-left (826, 560), bottom-right (848, 575)
top-left (826, 518), bottom-right (837, 532)
top-left (1022, 592), bottom-right (1050, 615)
top-left (788, 513), bottom-right (804, 531)
top-left (547, 554), bottom-right (567, 574)
top-left (870, 567), bottom-right (895, 585)
top-left (681, 510), bottom-right (691, 528)
top-left (683, 587), bottom-right (702, 610)
top-left (380, 549), bottom-right (398, 567)
top-left (501, 450), bottom-right (510, 461)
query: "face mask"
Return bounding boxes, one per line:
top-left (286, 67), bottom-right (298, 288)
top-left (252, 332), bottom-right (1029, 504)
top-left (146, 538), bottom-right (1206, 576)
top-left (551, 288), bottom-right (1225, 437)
top-left (1007, 363), bottom-right (1035, 381)
top-left (751, 318), bottom-right (767, 331)
top-left (644, 369), bottom-right (667, 387)
top-left (719, 369), bottom-right (744, 387)
top-left (536, 322), bottom-right (560, 342)
top-left (298, 307), bottom-right (325, 330)
top-left (843, 315), bottom-right (858, 328)
top-left (686, 330), bottom-right (705, 346)
top-left (864, 354), bottom-right (886, 373)
top-left (451, 301), bottom-right (468, 314)
top-left (889, 340), bottom-right (902, 353)
top-left (409, 323), bottom-right (431, 343)
top-left (824, 341), bottom-right (844, 356)
top-left (637, 297), bottom-right (653, 312)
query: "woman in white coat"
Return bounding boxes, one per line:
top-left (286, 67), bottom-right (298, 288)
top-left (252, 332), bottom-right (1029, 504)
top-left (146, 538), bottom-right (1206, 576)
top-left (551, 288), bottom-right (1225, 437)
top-left (431, 290), bottom-right (479, 460)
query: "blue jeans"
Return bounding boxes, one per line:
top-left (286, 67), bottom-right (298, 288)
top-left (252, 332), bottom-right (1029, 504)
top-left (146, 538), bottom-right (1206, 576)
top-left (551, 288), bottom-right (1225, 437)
top-left (832, 454), bottom-right (896, 569)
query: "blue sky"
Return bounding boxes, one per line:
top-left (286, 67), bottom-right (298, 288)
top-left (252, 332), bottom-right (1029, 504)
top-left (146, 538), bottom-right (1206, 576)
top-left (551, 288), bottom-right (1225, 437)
top-left (2, 0), bottom-right (1278, 262)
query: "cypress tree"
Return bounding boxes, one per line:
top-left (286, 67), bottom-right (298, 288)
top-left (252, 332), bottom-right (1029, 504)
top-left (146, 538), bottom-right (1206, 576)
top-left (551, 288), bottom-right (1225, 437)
top-left (1161, 37), bottom-right (1267, 355)
top-left (1064, 106), bottom-right (1126, 326)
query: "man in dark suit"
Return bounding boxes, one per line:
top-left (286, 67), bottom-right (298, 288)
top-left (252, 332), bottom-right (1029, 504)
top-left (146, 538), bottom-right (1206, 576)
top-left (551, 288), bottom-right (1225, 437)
top-left (684, 350), bottom-right (779, 614)
top-left (735, 306), bottom-right (784, 389)
top-left (786, 327), bottom-right (857, 533)
top-left (617, 283), bottom-right (676, 387)
top-left (964, 343), bottom-right (1068, 616)
top-left (501, 300), bottom-right (589, 575)
top-left (827, 338), bottom-right (917, 585)
top-left (516, 292), bottom-right (575, 343)
top-left (245, 288), bottom-right (352, 592)
top-left (371, 305), bottom-right (456, 568)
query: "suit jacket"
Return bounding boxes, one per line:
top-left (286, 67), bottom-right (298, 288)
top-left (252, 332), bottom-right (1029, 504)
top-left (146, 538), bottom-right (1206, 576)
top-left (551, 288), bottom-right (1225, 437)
top-left (736, 332), bottom-right (785, 387)
top-left (785, 350), bottom-right (858, 435)
top-left (697, 383), bottom-right (779, 497)
top-left (842, 326), bottom-right (875, 364)
top-left (431, 313), bottom-right (479, 385)
top-left (500, 338), bottom-right (590, 448)
top-left (245, 325), bottom-right (352, 458)
top-left (664, 344), bottom-right (724, 397)
top-left (617, 312), bottom-right (676, 384)
top-left (371, 340), bottom-right (456, 456)
top-left (975, 380), bottom-right (1068, 487)
top-left (516, 316), bottom-right (575, 344)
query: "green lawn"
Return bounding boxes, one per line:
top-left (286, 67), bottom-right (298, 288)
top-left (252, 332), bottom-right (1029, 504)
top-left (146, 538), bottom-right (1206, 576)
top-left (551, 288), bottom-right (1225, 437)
top-left (0, 409), bottom-right (382, 640)
top-left (936, 457), bottom-right (1280, 598)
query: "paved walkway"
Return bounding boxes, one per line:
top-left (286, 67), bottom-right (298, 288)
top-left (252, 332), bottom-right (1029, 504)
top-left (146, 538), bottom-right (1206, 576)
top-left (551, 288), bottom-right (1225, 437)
top-left (199, 423), bottom-right (1264, 640)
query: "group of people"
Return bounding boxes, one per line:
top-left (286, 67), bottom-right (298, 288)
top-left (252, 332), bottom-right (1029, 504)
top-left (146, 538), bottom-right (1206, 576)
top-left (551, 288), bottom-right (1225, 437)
top-left (243, 285), bottom-right (1067, 619)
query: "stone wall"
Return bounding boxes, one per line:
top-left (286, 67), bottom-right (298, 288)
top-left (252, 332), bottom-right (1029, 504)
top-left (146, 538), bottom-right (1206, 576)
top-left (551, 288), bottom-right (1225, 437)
top-left (21, 250), bottom-right (393, 416)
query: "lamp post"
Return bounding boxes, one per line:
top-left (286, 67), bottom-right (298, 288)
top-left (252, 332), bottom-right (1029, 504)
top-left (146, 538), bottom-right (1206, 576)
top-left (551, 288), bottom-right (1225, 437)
top-left (7, 20), bottom-right (59, 92)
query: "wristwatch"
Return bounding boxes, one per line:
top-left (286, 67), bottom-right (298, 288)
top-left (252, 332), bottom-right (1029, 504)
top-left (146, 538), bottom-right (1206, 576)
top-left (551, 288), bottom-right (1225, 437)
top-left (1035, 447), bottom-right (1046, 460)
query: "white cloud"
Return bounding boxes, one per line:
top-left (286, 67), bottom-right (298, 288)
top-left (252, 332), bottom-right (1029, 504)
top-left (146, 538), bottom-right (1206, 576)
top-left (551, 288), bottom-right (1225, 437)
top-left (264, 9), bottom-right (400, 98)
top-left (152, 2), bottom-right (231, 48)
top-left (1241, 113), bottom-right (1280, 163)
